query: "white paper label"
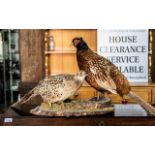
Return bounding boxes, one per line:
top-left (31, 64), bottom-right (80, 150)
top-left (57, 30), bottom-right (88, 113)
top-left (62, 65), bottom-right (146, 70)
top-left (4, 118), bottom-right (13, 123)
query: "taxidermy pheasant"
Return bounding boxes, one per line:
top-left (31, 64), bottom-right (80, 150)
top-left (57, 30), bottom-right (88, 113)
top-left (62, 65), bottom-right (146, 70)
top-left (72, 37), bottom-right (155, 116)
top-left (12, 71), bottom-right (86, 108)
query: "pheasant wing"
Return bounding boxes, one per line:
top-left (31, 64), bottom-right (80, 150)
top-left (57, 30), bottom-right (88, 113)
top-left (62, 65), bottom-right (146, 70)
top-left (89, 61), bottom-right (117, 94)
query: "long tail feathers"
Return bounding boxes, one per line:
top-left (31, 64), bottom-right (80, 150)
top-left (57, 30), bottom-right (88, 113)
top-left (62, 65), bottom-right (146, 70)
top-left (127, 91), bottom-right (155, 116)
top-left (11, 89), bottom-right (35, 108)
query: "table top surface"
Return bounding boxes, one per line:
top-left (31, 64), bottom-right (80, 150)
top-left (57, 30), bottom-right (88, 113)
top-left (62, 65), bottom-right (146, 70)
top-left (1, 107), bottom-right (155, 126)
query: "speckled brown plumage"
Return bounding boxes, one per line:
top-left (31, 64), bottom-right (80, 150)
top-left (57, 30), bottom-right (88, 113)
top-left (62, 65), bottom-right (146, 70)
top-left (72, 37), bottom-right (155, 115)
top-left (16, 71), bottom-right (86, 106)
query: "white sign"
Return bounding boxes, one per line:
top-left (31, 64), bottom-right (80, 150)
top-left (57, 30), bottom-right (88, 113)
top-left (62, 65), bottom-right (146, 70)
top-left (97, 29), bottom-right (149, 83)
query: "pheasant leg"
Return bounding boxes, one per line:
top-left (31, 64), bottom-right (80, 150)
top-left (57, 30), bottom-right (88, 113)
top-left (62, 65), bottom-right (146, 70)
top-left (97, 92), bottom-right (104, 101)
top-left (122, 99), bottom-right (128, 104)
top-left (60, 101), bottom-right (65, 110)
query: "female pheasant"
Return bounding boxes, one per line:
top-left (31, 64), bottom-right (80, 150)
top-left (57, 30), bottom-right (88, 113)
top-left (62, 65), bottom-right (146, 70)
top-left (12, 71), bottom-right (86, 108)
top-left (72, 37), bottom-right (155, 115)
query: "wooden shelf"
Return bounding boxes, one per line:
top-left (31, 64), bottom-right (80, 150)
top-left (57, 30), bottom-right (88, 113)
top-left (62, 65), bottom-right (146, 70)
top-left (45, 50), bottom-right (76, 54)
top-left (45, 29), bottom-right (97, 77)
top-left (45, 50), bottom-right (97, 55)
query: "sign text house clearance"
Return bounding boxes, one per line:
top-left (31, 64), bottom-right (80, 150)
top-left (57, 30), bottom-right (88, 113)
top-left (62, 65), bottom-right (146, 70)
top-left (97, 30), bottom-right (149, 83)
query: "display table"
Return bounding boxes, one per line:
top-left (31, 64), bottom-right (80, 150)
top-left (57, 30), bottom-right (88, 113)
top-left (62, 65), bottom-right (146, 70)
top-left (1, 107), bottom-right (155, 126)
top-left (0, 114), bottom-right (2, 126)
